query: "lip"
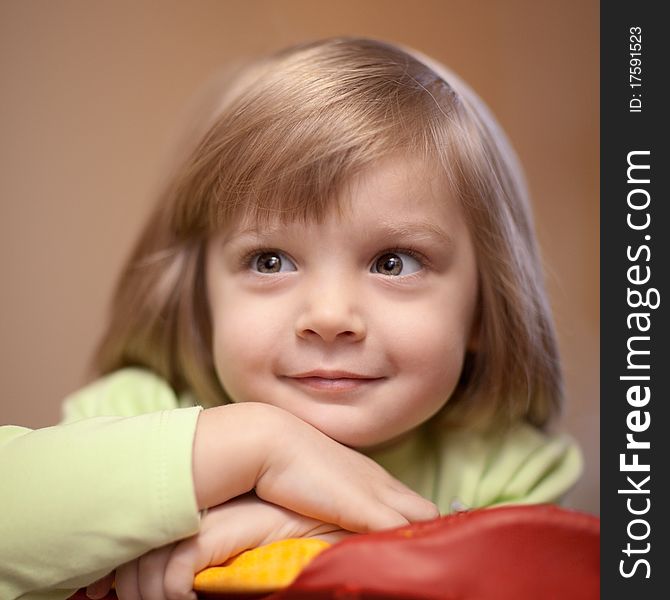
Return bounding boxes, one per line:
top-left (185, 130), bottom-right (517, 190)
top-left (282, 370), bottom-right (385, 393)
top-left (288, 369), bottom-right (381, 380)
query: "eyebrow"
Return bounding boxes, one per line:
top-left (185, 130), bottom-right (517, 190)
top-left (372, 221), bottom-right (455, 247)
top-left (223, 220), bottom-right (454, 247)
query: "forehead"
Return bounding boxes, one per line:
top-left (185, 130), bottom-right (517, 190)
top-left (345, 154), bottom-right (449, 213)
top-left (220, 154), bottom-right (462, 241)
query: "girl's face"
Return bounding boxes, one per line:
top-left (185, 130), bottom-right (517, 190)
top-left (205, 155), bottom-right (479, 449)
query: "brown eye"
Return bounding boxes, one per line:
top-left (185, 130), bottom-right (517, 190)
top-left (371, 252), bottom-right (422, 276)
top-left (374, 254), bottom-right (403, 276)
top-left (254, 251), bottom-right (296, 274)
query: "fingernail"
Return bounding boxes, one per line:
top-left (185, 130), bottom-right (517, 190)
top-left (85, 586), bottom-right (107, 600)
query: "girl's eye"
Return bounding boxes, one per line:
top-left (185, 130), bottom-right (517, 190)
top-left (371, 252), bottom-right (422, 276)
top-left (253, 251), bottom-right (297, 274)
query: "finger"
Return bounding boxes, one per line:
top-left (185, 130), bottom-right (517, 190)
top-left (255, 473), bottom-right (391, 534)
top-left (115, 560), bottom-right (140, 600)
top-left (382, 487), bottom-right (440, 523)
top-left (364, 466), bottom-right (440, 522)
top-left (338, 495), bottom-right (410, 532)
top-left (310, 529), bottom-right (356, 544)
top-left (137, 545), bottom-right (174, 600)
top-left (198, 499), bottom-right (275, 561)
top-left (163, 513), bottom-right (268, 600)
top-left (276, 483), bottom-right (408, 533)
top-left (85, 571), bottom-right (114, 599)
top-left (163, 540), bottom-right (199, 600)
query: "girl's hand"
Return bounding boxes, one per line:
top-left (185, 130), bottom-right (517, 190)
top-left (193, 403), bottom-right (439, 532)
top-left (112, 494), bottom-right (352, 600)
top-left (256, 410), bottom-right (439, 532)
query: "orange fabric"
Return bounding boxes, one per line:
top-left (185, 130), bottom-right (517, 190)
top-left (194, 538), bottom-right (330, 594)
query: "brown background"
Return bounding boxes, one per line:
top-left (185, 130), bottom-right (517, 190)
top-left (0, 1), bottom-right (599, 514)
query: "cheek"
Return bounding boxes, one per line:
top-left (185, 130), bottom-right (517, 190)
top-left (385, 303), bottom-right (469, 400)
top-left (388, 300), bottom-right (469, 364)
top-left (405, 325), bottom-right (466, 383)
top-left (210, 302), bottom-right (281, 402)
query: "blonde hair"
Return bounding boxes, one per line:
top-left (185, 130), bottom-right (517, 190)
top-left (94, 37), bottom-right (562, 430)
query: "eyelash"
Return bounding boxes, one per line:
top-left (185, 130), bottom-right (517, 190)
top-left (238, 247), bottom-right (293, 272)
top-left (238, 246), bottom-right (430, 274)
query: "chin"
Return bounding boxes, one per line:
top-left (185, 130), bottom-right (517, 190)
top-left (259, 396), bottom-right (403, 448)
top-left (310, 421), bottom-right (393, 449)
top-left (329, 433), bottom-right (375, 449)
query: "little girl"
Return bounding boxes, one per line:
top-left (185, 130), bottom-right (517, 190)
top-left (0, 38), bottom-right (582, 600)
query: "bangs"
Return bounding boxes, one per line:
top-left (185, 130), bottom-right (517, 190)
top-left (169, 38), bottom-right (461, 235)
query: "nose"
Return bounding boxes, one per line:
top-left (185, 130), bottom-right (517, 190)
top-left (295, 278), bottom-right (366, 343)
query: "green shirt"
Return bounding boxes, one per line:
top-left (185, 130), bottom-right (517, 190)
top-left (0, 368), bottom-right (582, 600)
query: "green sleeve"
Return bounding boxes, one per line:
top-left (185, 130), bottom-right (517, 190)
top-left (434, 423), bottom-right (583, 512)
top-left (0, 369), bottom-right (202, 600)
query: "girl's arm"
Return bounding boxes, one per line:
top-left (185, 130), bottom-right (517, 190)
top-left (0, 407), bottom-right (202, 600)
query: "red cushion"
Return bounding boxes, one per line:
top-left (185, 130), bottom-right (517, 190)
top-left (269, 505), bottom-right (599, 600)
